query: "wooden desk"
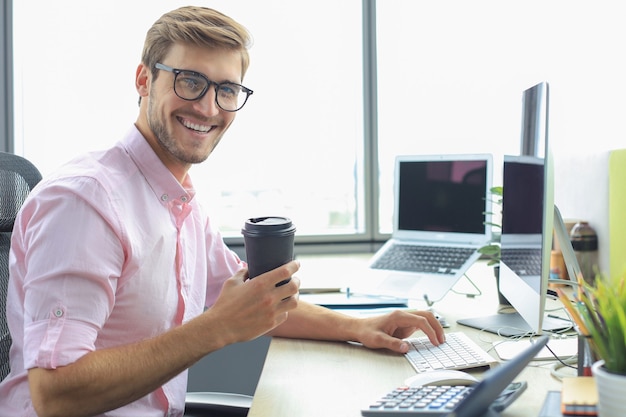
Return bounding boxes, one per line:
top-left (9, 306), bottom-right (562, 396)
top-left (248, 259), bottom-right (573, 417)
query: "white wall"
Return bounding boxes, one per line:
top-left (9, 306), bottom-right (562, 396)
top-left (554, 152), bottom-right (612, 275)
top-left (549, 81), bottom-right (624, 276)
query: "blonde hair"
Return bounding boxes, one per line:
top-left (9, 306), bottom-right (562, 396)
top-left (142, 6), bottom-right (252, 81)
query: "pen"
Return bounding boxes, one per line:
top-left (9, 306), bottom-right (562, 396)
top-left (582, 337), bottom-right (593, 376)
top-left (299, 288), bottom-right (342, 294)
top-left (547, 314), bottom-right (571, 322)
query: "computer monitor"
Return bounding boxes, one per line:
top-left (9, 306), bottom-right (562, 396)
top-left (520, 81), bottom-right (549, 158)
top-left (497, 153), bottom-right (558, 335)
top-left (458, 82), bottom-right (570, 336)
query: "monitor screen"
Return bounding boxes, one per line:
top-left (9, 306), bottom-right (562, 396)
top-left (458, 82), bottom-right (569, 336)
top-left (501, 159), bottom-right (543, 236)
top-left (397, 159), bottom-right (488, 234)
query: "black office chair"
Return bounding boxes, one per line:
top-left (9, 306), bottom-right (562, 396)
top-left (0, 151), bottom-right (251, 416)
top-left (0, 151), bottom-right (42, 381)
top-left (184, 392), bottom-right (252, 417)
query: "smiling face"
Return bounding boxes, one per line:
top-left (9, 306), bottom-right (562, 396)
top-left (135, 42), bottom-right (242, 182)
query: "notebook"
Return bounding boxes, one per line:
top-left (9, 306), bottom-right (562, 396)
top-left (354, 154), bottom-right (493, 303)
top-left (561, 377), bottom-right (597, 416)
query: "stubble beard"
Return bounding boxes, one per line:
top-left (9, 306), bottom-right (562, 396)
top-left (147, 96), bottom-right (222, 165)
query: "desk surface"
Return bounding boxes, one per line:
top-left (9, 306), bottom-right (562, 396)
top-left (248, 257), bottom-right (575, 417)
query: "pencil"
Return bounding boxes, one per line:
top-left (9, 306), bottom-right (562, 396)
top-left (556, 288), bottom-right (589, 335)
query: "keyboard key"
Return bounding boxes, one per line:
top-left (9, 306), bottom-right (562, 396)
top-left (500, 248), bottom-right (542, 276)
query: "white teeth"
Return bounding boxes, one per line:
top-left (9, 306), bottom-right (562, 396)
top-left (182, 119), bottom-right (211, 133)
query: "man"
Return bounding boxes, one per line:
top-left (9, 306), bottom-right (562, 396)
top-left (0, 6), bottom-right (444, 416)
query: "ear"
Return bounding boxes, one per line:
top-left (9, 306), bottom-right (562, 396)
top-left (135, 63), bottom-right (150, 98)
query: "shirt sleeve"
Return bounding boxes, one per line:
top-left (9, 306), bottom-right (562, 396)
top-left (15, 176), bottom-right (124, 370)
top-left (203, 213), bottom-right (245, 307)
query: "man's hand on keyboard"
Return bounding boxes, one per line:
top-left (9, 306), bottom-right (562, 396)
top-left (352, 310), bottom-right (445, 354)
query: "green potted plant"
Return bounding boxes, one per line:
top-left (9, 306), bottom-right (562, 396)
top-left (477, 186), bottom-right (506, 303)
top-left (478, 186), bottom-right (503, 265)
top-left (557, 273), bottom-right (626, 417)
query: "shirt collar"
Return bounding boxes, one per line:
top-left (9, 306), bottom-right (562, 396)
top-left (122, 125), bottom-right (196, 205)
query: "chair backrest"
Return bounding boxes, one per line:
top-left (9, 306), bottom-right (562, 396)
top-left (0, 152), bottom-right (42, 381)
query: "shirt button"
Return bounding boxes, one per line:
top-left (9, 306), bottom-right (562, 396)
top-left (181, 196), bottom-right (188, 202)
top-left (161, 194), bottom-right (169, 201)
top-left (54, 308), bottom-right (64, 318)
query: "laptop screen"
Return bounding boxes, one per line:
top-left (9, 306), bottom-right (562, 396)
top-left (395, 155), bottom-right (491, 237)
top-left (502, 156), bottom-right (544, 235)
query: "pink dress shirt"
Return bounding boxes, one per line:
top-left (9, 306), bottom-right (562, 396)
top-left (0, 126), bottom-right (244, 416)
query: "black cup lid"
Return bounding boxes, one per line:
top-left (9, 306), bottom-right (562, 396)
top-left (242, 216), bottom-right (296, 236)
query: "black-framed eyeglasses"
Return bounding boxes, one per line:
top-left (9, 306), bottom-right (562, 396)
top-left (155, 63), bottom-right (253, 112)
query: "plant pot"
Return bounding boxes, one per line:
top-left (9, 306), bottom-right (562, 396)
top-left (493, 266), bottom-right (511, 306)
top-left (591, 360), bottom-right (626, 417)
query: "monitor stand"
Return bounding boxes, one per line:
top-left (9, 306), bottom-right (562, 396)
top-left (458, 206), bottom-right (579, 338)
top-left (457, 312), bottom-right (577, 360)
top-left (492, 336), bottom-right (579, 361)
top-left (457, 312), bottom-right (571, 338)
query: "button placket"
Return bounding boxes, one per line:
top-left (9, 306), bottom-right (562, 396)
top-left (169, 199), bottom-right (193, 325)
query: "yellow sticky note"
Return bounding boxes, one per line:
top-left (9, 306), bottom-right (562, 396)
top-left (609, 149), bottom-right (626, 278)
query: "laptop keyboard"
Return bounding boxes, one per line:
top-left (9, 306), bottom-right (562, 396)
top-left (501, 248), bottom-right (542, 276)
top-left (404, 332), bottom-right (496, 373)
top-left (370, 244), bottom-right (475, 274)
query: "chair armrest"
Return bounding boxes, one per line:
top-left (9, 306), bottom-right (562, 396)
top-left (184, 392), bottom-right (252, 417)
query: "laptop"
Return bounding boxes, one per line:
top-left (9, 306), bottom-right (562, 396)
top-left (354, 154), bottom-right (493, 303)
top-left (498, 155), bottom-right (545, 284)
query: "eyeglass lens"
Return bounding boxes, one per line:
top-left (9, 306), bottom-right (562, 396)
top-left (174, 70), bottom-right (248, 111)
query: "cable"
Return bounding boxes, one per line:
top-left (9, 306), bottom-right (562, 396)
top-left (545, 342), bottom-right (577, 370)
top-left (550, 356), bottom-right (579, 380)
top-left (449, 273), bottom-right (483, 298)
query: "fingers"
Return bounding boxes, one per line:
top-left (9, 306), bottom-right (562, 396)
top-left (252, 260), bottom-right (300, 287)
top-left (361, 309), bottom-right (447, 354)
top-left (239, 262), bottom-right (300, 316)
top-left (252, 260), bottom-right (300, 299)
top-left (409, 310), bottom-right (446, 345)
top-left (279, 275), bottom-right (300, 301)
top-left (207, 264), bottom-right (302, 345)
top-left (233, 268), bottom-right (249, 283)
top-left (388, 310), bottom-right (442, 340)
top-left (367, 329), bottom-right (413, 354)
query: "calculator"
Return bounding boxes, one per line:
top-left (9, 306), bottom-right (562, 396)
top-left (361, 381), bottom-right (527, 417)
top-left (362, 384), bottom-right (473, 416)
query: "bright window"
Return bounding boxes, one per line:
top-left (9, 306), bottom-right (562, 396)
top-left (13, 0), bottom-right (364, 241)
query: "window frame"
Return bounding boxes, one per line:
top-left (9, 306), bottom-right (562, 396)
top-left (1, 0), bottom-right (13, 154)
top-left (221, 0), bottom-right (387, 256)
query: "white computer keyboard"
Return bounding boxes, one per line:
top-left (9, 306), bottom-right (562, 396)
top-left (404, 332), bottom-right (497, 373)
